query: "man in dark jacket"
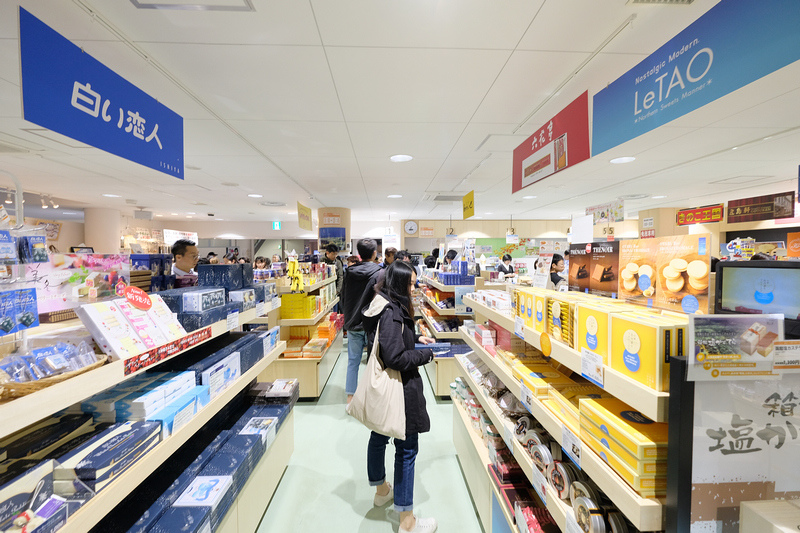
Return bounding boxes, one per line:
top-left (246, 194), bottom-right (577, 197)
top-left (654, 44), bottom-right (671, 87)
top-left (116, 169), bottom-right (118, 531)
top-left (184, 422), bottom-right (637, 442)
top-left (341, 238), bottom-right (381, 403)
top-left (321, 243), bottom-right (345, 305)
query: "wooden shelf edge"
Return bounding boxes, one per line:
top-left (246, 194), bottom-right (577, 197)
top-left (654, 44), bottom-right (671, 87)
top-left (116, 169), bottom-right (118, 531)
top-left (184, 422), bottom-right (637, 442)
top-left (277, 275), bottom-right (336, 294)
top-left (421, 313), bottom-right (461, 340)
top-left (59, 341), bottom-right (286, 533)
top-left (463, 296), bottom-right (515, 332)
top-left (422, 293), bottom-right (456, 315)
top-left (279, 297), bottom-right (339, 326)
top-left (275, 330), bottom-right (343, 364)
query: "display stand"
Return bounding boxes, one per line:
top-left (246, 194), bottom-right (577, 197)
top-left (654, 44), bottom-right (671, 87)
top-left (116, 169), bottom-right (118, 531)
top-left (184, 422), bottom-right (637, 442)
top-left (423, 356), bottom-right (460, 398)
top-left (421, 312), bottom-right (461, 340)
top-left (277, 275), bottom-right (335, 294)
top-left (422, 292), bottom-right (456, 316)
top-left (261, 330), bottom-right (343, 399)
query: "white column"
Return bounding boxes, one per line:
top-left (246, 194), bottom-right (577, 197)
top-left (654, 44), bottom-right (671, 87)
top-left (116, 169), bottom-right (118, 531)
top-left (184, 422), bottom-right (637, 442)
top-left (84, 208), bottom-right (121, 253)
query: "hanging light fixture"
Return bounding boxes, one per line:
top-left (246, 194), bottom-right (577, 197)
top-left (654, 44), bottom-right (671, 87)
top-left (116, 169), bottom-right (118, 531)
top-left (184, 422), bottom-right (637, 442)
top-left (4, 190), bottom-right (11, 205)
top-left (41, 195), bottom-right (48, 209)
top-left (50, 196), bottom-right (59, 209)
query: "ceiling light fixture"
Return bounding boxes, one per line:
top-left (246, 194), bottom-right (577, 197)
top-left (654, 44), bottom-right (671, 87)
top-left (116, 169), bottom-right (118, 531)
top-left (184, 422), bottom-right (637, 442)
top-left (387, 194), bottom-right (402, 199)
top-left (102, 193), bottom-right (121, 198)
top-left (731, 147), bottom-right (738, 150)
top-left (610, 156), bottom-right (636, 164)
top-left (186, 216), bottom-right (192, 218)
top-left (61, 211), bottom-right (79, 215)
top-left (247, 194), bottom-right (263, 198)
top-left (652, 195), bottom-right (668, 199)
top-left (186, 212), bottom-right (195, 215)
top-left (4, 192), bottom-right (12, 204)
top-left (171, 213), bottom-right (178, 216)
top-left (50, 198), bottom-right (59, 209)
top-left (522, 195), bottom-right (537, 199)
top-left (389, 155), bottom-right (413, 163)
top-left (155, 214), bottom-right (163, 217)
top-left (485, 212), bottom-right (493, 215)
top-left (41, 196), bottom-right (48, 209)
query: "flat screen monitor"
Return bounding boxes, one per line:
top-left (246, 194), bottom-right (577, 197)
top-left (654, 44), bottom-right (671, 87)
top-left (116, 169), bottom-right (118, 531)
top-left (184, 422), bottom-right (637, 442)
top-left (715, 260), bottom-right (800, 338)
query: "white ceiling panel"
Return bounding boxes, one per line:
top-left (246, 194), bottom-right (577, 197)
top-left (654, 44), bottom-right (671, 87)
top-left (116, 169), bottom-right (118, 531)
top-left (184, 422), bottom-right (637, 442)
top-left (312, 0), bottom-right (543, 50)
top-left (0, 77), bottom-right (20, 120)
top-left (184, 120), bottom-right (261, 157)
top-left (1, 2), bottom-right (115, 43)
top-left (227, 120), bottom-right (352, 158)
top-left (89, 0), bottom-right (320, 46)
top-left (326, 47), bottom-right (510, 123)
top-left (357, 157), bottom-right (445, 183)
top-left (149, 43), bottom-right (343, 121)
top-left (347, 122), bottom-right (466, 160)
top-left (447, 123), bottom-right (520, 158)
top-left (271, 156), bottom-right (360, 181)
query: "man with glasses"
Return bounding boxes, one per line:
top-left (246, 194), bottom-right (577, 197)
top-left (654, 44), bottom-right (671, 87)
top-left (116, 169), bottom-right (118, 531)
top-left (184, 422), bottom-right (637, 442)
top-left (171, 239), bottom-right (199, 276)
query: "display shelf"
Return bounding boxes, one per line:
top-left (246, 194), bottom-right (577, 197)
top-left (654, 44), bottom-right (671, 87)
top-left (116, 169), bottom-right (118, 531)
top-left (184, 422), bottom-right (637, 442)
top-left (58, 341), bottom-right (286, 533)
top-left (279, 297), bottom-right (339, 326)
top-left (421, 313), bottom-right (461, 340)
top-left (521, 325), bottom-right (669, 423)
top-left (241, 299), bottom-right (282, 325)
top-left (260, 330), bottom-right (343, 398)
top-left (459, 343), bottom-right (666, 531)
top-left (465, 295), bottom-right (669, 423)
top-left (422, 293), bottom-right (456, 316)
top-left (423, 356), bottom-right (459, 397)
top-left (421, 277), bottom-right (466, 293)
top-left (277, 275), bottom-right (335, 294)
top-left (0, 307), bottom-right (260, 440)
top-left (454, 354), bottom-right (572, 533)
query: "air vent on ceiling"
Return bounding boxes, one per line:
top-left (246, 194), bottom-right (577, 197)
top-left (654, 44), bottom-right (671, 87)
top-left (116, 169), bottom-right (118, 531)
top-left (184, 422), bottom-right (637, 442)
top-left (125, 199), bottom-right (138, 205)
top-left (619, 194), bottom-right (649, 200)
top-left (629, 0), bottom-right (693, 3)
top-left (0, 141), bottom-right (29, 154)
top-left (261, 201), bottom-right (286, 207)
top-left (423, 194), bottom-right (463, 203)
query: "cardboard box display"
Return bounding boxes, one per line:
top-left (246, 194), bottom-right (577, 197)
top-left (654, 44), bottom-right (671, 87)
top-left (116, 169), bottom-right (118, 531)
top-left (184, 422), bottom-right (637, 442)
top-left (579, 397), bottom-right (668, 460)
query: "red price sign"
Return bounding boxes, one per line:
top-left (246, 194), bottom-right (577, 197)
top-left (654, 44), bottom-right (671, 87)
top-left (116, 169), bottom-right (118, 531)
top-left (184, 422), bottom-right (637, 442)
top-left (125, 286), bottom-right (152, 311)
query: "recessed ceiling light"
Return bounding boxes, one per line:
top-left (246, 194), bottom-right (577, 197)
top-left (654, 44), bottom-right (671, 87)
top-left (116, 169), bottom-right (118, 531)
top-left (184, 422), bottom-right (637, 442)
top-left (288, 212), bottom-right (296, 215)
top-left (387, 194), bottom-right (402, 199)
top-left (248, 194), bottom-right (263, 198)
top-left (522, 195), bottom-right (537, 199)
top-left (485, 212), bottom-right (493, 215)
top-left (389, 155), bottom-right (413, 163)
top-left (731, 146), bottom-right (738, 150)
top-left (155, 214), bottom-right (163, 217)
top-left (763, 136), bottom-right (772, 141)
top-left (102, 193), bottom-right (121, 198)
top-left (652, 195), bottom-right (667, 199)
top-left (610, 156), bottom-right (636, 164)
top-left (186, 216), bottom-right (192, 218)
top-left (389, 212), bottom-right (397, 214)
top-left (186, 212), bottom-right (195, 215)
top-left (171, 213), bottom-right (178, 216)
top-left (473, 216), bottom-right (483, 219)
top-left (619, 193), bottom-right (648, 200)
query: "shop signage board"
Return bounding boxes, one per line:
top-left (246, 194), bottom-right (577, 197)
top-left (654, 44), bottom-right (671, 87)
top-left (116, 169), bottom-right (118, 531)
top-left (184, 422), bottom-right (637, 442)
top-left (163, 229), bottom-right (198, 247)
top-left (383, 234), bottom-right (400, 249)
top-left (642, 217), bottom-right (654, 229)
top-left (586, 200), bottom-right (624, 225)
top-left (676, 204), bottom-right (725, 226)
top-left (592, 0), bottom-right (800, 155)
top-left (297, 202), bottom-right (312, 231)
top-left (419, 226), bottom-right (434, 237)
top-left (640, 229), bottom-right (655, 239)
top-left (727, 191), bottom-right (795, 223)
top-left (512, 92), bottom-right (590, 193)
top-left (19, 8), bottom-right (183, 178)
top-left (462, 190), bottom-right (474, 219)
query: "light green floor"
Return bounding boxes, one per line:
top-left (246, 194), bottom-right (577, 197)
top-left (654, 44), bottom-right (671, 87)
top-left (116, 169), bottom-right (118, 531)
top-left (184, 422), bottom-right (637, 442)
top-left (257, 344), bottom-right (484, 532)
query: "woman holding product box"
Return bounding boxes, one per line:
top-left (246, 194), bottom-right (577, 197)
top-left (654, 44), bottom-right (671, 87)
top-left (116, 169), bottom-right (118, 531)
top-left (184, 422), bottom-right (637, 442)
top-left (361, 261), bottom-right (438, 533)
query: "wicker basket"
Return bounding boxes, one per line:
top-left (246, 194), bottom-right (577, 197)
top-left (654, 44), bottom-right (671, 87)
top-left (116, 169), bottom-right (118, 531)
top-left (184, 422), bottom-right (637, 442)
top-left (0, 356), bottom-right (109, 401)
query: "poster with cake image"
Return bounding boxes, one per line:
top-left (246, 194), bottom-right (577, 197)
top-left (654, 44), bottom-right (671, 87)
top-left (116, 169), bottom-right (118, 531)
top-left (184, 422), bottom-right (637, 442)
top-left (687, 314), bottom-right (784, 381)
top-left (619, 234), bottom-right (710, 314)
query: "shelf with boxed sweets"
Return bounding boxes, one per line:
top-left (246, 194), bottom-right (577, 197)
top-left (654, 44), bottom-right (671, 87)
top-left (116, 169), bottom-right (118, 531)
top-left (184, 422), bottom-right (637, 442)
top-left (277, 274), bottom-right (336, 295)
top-left (54, 341), bottom-right (285, 533)
top-left (421, 313), bottom-right (462, 340)
top-left (453, 353), bottom-right (570, 532)
top-left (260, 330), bottom-right (343, 399)
top-left (0, 306), bottom-right (258, 441)
top-left (461, 335), bottom-right (666, 531)
top-left (278, 297), bottom-right (338, 326)
top-left (463, 295), bottom-right (516, 333)
top-left (422, 292), bottom-right (456, 316)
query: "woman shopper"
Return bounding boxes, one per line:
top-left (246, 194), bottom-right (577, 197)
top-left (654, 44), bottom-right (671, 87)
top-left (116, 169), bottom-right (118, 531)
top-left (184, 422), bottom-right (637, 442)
top-left (548, 253), bottom-right (566, 290)
top-left (496, 254), bottom-right (517, 279)
top-left (361, 261), bottom-right (438, 533)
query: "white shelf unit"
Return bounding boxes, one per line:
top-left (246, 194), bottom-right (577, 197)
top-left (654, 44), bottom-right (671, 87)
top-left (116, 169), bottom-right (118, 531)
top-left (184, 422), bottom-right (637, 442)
top-left (422, 292), bottom-right (456, 316)
top-left (422, 355), bottom-right (460, 397)
top-left (57, 341), bottom-right (287, 533)
top-left (458, 329), bottom-right (666, 531)
top-left (463, 295), bottom-right (669, 423)
top-left (277, 275), bottom-right (336, 294)
top-left (279, 297), bottom-right (339, 326)
top-left (421, 312), bottom-right (461, 340)
top-left (0, 306), bottom-right (269, 440)
top-left (261, 330), bottom-right (343, 399)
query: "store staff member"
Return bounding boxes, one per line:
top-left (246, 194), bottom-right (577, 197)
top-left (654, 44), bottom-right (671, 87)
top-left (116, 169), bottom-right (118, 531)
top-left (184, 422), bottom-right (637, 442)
top-left (172, 239), bottom-right (199, 276)
top-left (496, 254), bottom-right (517, 279)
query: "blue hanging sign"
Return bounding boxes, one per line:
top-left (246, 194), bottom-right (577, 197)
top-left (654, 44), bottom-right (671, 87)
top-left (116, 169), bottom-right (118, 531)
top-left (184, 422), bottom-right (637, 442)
top-left (19, 7), bottom-right (183, 178)
top-left (592, 0), bottom-right (800, 156)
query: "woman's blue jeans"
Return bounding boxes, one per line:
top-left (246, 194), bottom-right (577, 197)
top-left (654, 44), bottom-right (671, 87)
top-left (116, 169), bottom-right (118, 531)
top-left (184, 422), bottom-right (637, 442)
top-left (367, 431), bottom-right (419, 512)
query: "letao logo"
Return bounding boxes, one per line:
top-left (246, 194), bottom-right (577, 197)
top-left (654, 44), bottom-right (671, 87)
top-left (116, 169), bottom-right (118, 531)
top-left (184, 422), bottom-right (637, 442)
top-left (125, 286), bottom-right (152, 311)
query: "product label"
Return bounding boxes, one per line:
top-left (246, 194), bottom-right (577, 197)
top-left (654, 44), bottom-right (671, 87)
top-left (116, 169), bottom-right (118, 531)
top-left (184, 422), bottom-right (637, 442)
top-left (562, 424), bottom-right (582, 468)
top-left (773, 341), bottom-right (800, 373)
top-left (565, 513), bottom-right (583, 533)
top-left (514, 316), bottom-right (524, 339)
top-left (520, 384), bottom-right (534, 414)
top-left (502, 422), bottom-right (514, 451)
top-left (530, 462), bottom-right (548, 506)
top-left (172, 400), bottom-right (197, 435)
top-left (581, 348), bottom-right (604, 388)
top-left (227, 310), bottom-right (239, 331)
top-left (256, 301), bottom-right (266, 317)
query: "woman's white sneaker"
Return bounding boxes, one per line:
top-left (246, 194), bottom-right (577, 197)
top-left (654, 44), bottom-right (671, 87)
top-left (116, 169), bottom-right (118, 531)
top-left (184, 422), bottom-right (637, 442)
top-left (399, 516), bottom-right (437, 532)
top-left (373, 484), bottom-right (393, 507)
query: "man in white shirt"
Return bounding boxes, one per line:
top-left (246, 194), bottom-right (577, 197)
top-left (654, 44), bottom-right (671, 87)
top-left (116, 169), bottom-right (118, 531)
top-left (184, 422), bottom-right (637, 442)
top-left (171, 239), bottom-right (199, 276)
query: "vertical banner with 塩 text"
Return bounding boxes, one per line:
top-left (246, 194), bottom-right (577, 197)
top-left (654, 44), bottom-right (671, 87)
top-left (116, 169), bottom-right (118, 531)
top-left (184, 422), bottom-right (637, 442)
top-left (512, 92), bottom-right (590, 193)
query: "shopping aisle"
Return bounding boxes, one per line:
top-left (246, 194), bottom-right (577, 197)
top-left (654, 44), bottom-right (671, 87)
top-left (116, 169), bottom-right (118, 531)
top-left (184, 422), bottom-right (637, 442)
top-left (257, 345), bottom-right (484, 533)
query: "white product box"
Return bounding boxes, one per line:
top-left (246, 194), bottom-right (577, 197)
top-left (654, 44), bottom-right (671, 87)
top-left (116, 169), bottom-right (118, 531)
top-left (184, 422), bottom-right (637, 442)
top-left (200, 353), bottom-right (241, 399)
top-left (76, 300), bottom-right (147, 359)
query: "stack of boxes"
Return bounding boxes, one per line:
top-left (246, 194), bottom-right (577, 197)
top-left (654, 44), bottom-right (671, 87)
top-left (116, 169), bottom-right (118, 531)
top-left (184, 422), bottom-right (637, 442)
top-left (437, 261), bottom-right (475, 286)
top-left (131, 254), bottom-right (175, 293)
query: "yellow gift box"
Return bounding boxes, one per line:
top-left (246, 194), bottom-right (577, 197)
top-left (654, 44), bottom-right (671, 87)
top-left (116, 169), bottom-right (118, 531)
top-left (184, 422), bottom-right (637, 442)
top-left (579, 397), bottom-right (668, 460)
top-left (513, 363), bottom-right (576, 398)
top-left (579, 417), bottom-right (667, 475)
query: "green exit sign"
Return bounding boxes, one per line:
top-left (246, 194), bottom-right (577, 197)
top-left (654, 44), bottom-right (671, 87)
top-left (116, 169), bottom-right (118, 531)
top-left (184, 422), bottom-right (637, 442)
top-left (273, 221), bottom-right (281, 230)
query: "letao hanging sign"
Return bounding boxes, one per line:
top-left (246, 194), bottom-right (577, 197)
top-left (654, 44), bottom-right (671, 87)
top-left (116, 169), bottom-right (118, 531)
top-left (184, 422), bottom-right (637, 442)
top-left (512, 92), bottom-right (590, 193)
top-left (676, 204), bottom-right (724, 226)
top-left (19, 8), bottom-right (183, 178)
top-left (297, 202), bottom-right (312, 231)
top-left (462, 190), bottom-right (474, 219)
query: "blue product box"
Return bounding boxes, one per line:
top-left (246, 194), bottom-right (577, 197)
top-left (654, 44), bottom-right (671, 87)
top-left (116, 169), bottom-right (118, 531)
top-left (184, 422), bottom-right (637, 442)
top-left (13, 288), bottom-right (39, 334)
top-left (156, 287), bottom-right (202, 313)
top-left (241, 263), bottom-right (253, 287)
top-left (160, 254), bottom-right (173, 276)
top-left (177, 305), bottom-right (228, 332)
top-left (150, 276), bottom-right (163, 294)
top-left (162, 275), bottom-right (176, 290)
top-left (0, 230), bottom-right (17, 263)
top-left (251, 284), bottom-right (267, 303)
top-left (238, 337), bottom-right (264, 373)
top-left (18, 235), bottom-right (48, 263)
top-left (197, 264), bottom-right (243, 291)
top-left (131, 254), bottom-right (154, 274)
top-left (225, 300), bottom-right (243, 314)
top-left (89, 430), bottom-right (161, 492)
top-left (182, 289), bottom-right (226, 313)
top-left (0, 290), bottom-right (16, 334)
top-left (149, 507), bottom-right (210, 533)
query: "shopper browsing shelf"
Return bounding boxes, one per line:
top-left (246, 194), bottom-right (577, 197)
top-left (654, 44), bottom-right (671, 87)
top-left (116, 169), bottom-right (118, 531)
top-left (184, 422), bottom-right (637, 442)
top-left (496, 254), bottom-right (517, 279)
top-left (254, 256), bottom-right (270, 269)
top-left (322, 243), bottom-right (345, 297)
top-left (222, 252), bottom-right (237, 265)
top-left (171, 239), bottom-right (199, 276)
top-left (443, 249), bottom-right (457, 266)
top-left (340, 239), bottom-right (382, 404)
top-left (380, 247), bottom-right (397, 268)
top-left (423, 248), bottom-right (439, 269)
top-left (548, 253), bottom-right (567, 290)
top-left (361, 261), bottom-right (437, 533)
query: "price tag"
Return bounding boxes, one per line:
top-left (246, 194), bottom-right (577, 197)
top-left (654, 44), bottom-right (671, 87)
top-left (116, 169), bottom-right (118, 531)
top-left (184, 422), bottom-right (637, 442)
top-left (520, 384), bottom-right (534, 414)
top-left (773, 341), bottom-right (800, 373)
top-left (562, 424), bottom-right (582, 469)
top-left (256, 301), bottom-right (266, 317)
top-left (502, 422), bottom-right (514, 450)
top-left (565, 513), bottom-right (582, 533)
top-left (530, 464), bottom-right (548, 505)
top-left (514, 316), bottom-right (524, 339)
top-left (581, 348), bottom-right (604, 388)
top-left (227, 310), bottom-right (239, 331)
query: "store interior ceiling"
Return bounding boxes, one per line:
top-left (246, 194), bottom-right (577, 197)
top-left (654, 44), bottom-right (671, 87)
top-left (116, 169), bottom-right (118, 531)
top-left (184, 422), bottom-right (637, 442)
top-left (0, 0), bottom-right (798, 225)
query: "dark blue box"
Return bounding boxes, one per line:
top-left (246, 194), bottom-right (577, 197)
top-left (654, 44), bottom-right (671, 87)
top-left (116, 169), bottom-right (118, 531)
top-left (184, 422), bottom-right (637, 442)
top-left (197, 264), bottom-right (243, 291)
top-left (241, 263), bottom-right (253, 287)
